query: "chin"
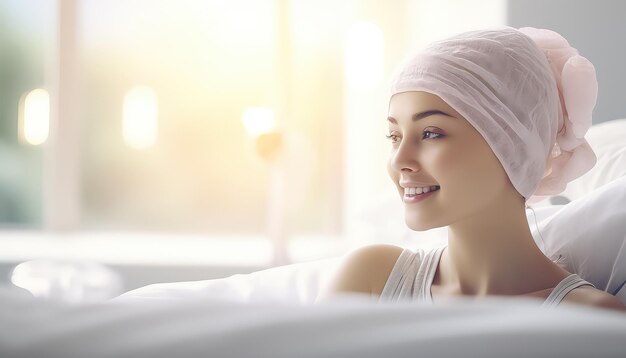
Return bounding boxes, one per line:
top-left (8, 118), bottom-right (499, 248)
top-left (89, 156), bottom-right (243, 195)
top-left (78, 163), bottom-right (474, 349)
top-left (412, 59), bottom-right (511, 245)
top-left (404, 218), bottom-right (437, 232)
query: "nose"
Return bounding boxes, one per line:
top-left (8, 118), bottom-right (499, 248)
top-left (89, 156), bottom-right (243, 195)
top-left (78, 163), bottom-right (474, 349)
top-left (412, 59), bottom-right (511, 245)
top-left (389, 139), bottom-right (420, 173)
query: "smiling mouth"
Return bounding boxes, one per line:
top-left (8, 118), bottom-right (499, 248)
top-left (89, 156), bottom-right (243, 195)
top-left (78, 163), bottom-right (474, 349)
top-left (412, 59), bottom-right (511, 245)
top-left (402, 186), bottom-right (441, 197)
top-left (405, 187), bottom-right (440, 197)
top-left (402, 187), bottom-right (440, 204)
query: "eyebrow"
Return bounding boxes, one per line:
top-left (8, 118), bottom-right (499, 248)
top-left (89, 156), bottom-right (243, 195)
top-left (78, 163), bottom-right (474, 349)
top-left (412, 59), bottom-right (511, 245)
top-left (387, 110), bottom-right (454, 124)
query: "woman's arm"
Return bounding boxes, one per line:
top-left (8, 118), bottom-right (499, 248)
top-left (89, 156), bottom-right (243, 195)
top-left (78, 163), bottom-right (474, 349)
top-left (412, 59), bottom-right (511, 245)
top-left (592, 292), bottom-right (626, 312)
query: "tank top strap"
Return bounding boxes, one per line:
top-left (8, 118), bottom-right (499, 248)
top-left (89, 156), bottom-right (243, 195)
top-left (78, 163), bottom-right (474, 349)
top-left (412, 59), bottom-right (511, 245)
top-left (379, 248), bottom-right (423, 301)
top-left (541, 273), bottom-right (596, 308)
top-left (420, 245), bottom-right (446, 303)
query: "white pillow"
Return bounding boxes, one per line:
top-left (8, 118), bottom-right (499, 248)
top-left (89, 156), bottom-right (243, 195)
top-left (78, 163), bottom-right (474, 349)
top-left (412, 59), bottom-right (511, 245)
top-left (532, 175), bottom-right (626, 301)
top-left (544, 118), bottom-right (626, 205)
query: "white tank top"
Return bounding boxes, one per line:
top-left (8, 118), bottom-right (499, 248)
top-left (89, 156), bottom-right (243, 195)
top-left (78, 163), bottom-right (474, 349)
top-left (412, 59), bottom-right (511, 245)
top-left (378, 245), bottom-right (595, 308)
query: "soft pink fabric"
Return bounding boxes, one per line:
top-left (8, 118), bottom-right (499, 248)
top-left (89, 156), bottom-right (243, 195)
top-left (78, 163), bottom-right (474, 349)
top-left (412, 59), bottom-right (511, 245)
top-left (389, 26), bottom-right (597, 204)
top-left (517, 27), bottom-right (598, 204)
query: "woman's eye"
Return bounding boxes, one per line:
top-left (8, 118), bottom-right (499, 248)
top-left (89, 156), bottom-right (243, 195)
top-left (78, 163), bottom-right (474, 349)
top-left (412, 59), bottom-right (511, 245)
top-left (385, 134), bottom-right (399, 143)
top-left (385, 130), bottom-right (442, 143)
top-left (423, 130), bottom-right (442, 140)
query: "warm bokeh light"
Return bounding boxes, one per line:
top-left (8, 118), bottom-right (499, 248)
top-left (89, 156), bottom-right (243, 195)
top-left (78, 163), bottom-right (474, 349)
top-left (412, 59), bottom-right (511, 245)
top-left (122, 86), bottom-right (158, 150)
top-left (344, 21), bottom-right (384, 88)
top-left (21, 88), bottom-right (50, 145)
top-left (242, 107), bottom-right (276, 136)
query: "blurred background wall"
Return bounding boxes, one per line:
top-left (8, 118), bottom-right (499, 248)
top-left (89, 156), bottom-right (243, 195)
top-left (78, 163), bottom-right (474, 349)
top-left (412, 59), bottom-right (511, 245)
top-left (507, 0), bottom-right (626, 125)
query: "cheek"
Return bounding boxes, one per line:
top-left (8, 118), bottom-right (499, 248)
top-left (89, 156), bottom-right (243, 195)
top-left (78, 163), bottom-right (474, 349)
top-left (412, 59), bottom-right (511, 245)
top-left (431, 146), bottom-right (483, 187)
top-left (426, 148), bottom-right (458, 178)
top-left (439, 143), bottom-right (505, 194)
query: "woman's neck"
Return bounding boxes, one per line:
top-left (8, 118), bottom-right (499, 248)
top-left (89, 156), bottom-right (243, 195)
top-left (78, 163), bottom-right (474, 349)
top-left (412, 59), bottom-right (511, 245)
top-left (437, 203), bottom-right (569, 297)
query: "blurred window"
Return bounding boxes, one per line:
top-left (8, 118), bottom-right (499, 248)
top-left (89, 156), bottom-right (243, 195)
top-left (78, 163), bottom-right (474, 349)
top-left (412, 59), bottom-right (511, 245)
top-left (0, 0), bottom-right (345, 235)
top-left (0, 0), bottom-right (54, 228)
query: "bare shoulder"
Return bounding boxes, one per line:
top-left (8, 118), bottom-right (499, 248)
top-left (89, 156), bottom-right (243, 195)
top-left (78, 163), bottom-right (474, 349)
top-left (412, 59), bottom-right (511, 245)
top-left (564, 286), bottom-right (626, 312)
top-left (315, 244), bottom-right (404, 303)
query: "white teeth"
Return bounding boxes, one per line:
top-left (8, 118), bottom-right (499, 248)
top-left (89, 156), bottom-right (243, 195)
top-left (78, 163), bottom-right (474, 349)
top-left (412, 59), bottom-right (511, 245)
top-left (404, 186), bottom-right (440, 196)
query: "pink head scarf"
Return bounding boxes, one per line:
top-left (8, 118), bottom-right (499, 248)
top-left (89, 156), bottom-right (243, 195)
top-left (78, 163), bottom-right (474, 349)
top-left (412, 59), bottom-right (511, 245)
top-left (389, 26), bottom-right (598, 205)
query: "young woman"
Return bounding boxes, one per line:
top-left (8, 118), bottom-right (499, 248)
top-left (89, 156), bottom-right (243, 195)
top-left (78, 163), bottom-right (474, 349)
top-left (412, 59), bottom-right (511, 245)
top-left (317, 26), bottom-right (625, 311)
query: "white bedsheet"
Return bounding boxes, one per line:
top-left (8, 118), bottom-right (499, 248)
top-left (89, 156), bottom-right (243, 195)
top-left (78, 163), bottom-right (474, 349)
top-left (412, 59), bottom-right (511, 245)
top-left (2, 285), bottom-right (626, 358)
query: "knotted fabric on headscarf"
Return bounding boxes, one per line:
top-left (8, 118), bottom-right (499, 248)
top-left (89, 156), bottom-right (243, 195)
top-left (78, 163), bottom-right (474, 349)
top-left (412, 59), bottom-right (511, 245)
top-left (389, 26), bottom-right (598, 205)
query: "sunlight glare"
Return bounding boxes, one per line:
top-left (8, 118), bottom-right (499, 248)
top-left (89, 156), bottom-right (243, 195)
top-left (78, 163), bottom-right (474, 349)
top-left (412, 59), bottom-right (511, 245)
top-left (122, 86), bottom-right (158, 149)
top-left (242, 107), bottom-right (276, 136)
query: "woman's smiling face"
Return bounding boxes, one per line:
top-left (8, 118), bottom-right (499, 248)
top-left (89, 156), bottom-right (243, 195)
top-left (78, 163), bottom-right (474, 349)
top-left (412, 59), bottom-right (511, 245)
top-left (386, 91), bottom-right (514, 231)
